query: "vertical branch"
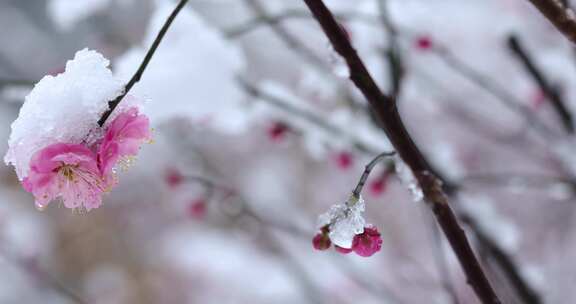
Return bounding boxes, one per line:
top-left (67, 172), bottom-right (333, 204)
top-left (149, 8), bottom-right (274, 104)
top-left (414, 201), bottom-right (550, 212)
top-left (299, 1), bottom-right (500, 303)
top-left (507, 34), bottom-right (574, 133)
top-left (98, 0), bottom-right (189, 126)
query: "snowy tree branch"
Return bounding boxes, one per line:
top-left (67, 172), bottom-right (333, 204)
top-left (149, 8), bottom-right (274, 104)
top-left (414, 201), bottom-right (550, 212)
top-left (299, 0), bottom-right (501, 303)
top-left (97, 0), bottom-right (189, 126)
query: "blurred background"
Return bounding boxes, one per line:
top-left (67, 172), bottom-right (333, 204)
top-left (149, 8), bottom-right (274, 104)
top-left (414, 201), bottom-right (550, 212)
top-left (1, 0), bottom-right (575, 303)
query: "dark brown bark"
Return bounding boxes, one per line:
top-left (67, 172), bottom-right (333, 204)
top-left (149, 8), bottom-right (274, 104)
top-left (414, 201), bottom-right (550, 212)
top-left (526, 0), bottom-right (576, 44)
top-left (300, 0), bottom-right (501, 303)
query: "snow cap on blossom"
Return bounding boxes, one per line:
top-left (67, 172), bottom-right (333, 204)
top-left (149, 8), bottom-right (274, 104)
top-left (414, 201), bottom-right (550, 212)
top-left (4, 49), bottom-right (150, 211)
top-left (317, 194), bottom-right (366, 249)
top-left (4, 49), bottom-right (124, 180)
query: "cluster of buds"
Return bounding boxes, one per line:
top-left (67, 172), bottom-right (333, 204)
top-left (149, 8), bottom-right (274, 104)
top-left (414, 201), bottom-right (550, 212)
top-left (313, 223), bottom-right (382, 257)
top-left (314, 194), bottom-right (382, 257)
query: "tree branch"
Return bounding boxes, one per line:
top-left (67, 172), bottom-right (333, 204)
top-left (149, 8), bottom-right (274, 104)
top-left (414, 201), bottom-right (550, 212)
top-left (460, 214), bottom-right (543, 304)
top-left (525, 0), bottom-right (576, 44)
top-left (97, 0), bottom-right (189, 126)
top-left (507, 34), bottom-right (574, 133)
top-left (299, 1), bottom-right (500, 303)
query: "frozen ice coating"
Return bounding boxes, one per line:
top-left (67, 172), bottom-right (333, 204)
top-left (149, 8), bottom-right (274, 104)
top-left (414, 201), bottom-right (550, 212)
top-left (114, 1), bottom-right (248, 133)
top-left (394, 155), bottom-right (424, 202)
top-left (317, 195), bottom-right (366, 248)
top-left (4, 49), bottom-right (124, 180)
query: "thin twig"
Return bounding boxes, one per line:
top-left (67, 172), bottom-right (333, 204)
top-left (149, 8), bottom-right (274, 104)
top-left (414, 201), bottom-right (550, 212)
top-left (0, 79), bottom-right (35, 88)
top-left (243, 0), bottom-right (329, 73)
top-left (225, 9), bottom-right (378, 38)
top-left (97, 0), bottom-right (189, 126)
top-left (239, 77), bottom-right (378, 154)
top-left (299, 1), bottom-right (500, 303)
top-left (434, 47), bottom-right (555, 139)
top-left (507, 34), bottom-right (574, 133)
top-left (459, 214), bottom-right (543, 304)
top-left (352, 151), bottom-right (395, 197)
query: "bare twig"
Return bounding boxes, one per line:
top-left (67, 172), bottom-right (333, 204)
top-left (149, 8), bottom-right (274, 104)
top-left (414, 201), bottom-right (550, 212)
top-left (352, 151), bottom-right (395, 197)
top-left (459, 214), bottom-right (543, 304)
top-left (243, 0), bottom-right (329, 72)
top-left (225, 9), bottom-right (378, 38)
top-left (97, 0), bottom-right (189, 126)
top-left (434, 47), bottom-right (555, 139)
top-left (239, 77), bottom-right (378, 154)
top-left (525, 0), bottom-right (576, 44)
top-left (507, 34), bottom-right (574, 133)
top-left (299, 1), bottom-right (500, 303)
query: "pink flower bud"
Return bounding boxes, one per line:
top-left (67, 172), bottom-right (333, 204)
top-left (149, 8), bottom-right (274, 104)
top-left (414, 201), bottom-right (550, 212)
top-left (268, 121), bottom-right (290, 141)
top-left (165, 167), bottom-right (184, 188)
top-left (335, 151), bottom-right (354, 170)
top-left (369, 171), bottom-right (390, 197)
top-left (188, 199), bottom-right (207, 219)
top-left (312, 232), bottom-right (332, 251)
top-left (415, 35), bottom-right (433, 50)
top-left (351, 226), bottom-right (382, 257)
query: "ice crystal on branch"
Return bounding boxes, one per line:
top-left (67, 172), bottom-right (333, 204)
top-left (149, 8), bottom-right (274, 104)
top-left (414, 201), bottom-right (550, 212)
top-left (394, 155), bottom-right (423, 202)
top-left (317, 195), bottom-right (366, 249)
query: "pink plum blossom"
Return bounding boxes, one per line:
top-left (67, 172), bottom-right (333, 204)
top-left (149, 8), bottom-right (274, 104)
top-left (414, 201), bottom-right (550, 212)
top-left (351, 226), bottom-right (382, 257)
top-left (22, 143), bottom-right (110, 211)
top-left (98, 107), bottom-right (151, 177)
top-left (19, 107), bottom-right (150, 212)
